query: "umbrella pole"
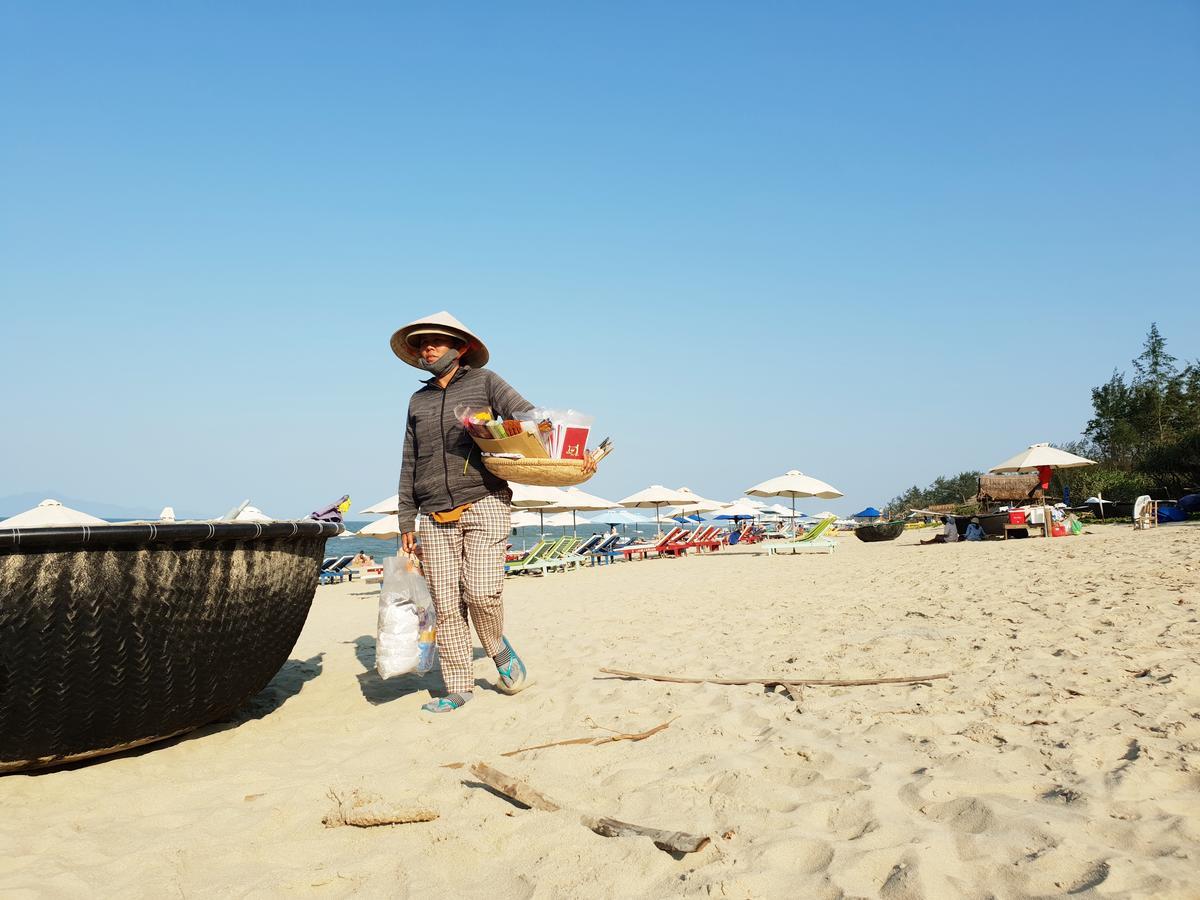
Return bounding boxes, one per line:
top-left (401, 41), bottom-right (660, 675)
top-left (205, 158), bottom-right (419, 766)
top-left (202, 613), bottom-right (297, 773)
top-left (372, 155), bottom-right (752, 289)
top-left (573, 510), bottom-right (578, 537)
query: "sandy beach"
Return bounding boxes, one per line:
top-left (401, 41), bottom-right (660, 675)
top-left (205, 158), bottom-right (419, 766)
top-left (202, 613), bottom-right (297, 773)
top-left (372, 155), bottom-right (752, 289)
top-left (3, 523), bottom-right (1198, 898)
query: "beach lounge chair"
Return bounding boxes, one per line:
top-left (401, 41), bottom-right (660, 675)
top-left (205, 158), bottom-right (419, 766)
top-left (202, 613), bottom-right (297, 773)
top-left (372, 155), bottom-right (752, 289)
top-left (621, 527), bottom-right (687, 561)
top-left (766, 516), bottom-right (838, 555)
top-left (507, 538), bottom-right (552, 566)
top-left (324, 555), bottom-right (357, 581)
top-left (505, 537), bottom-right (564, 575)
top-left (659, 525), bottom-right (719, 557)
top-left (586, 533), bottom-right (622, 565)
top-left (534, 536), bottom-right (586, 573)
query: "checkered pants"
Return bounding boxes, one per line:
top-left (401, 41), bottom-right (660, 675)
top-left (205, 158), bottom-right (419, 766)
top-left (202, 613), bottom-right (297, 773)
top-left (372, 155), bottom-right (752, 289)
top-left (419, 490), bottom-right (512, 694)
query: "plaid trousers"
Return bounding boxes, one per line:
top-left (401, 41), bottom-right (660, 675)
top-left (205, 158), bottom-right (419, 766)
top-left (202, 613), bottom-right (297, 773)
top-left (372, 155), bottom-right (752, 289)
top-left (419, 490), bottom-right (511, 694)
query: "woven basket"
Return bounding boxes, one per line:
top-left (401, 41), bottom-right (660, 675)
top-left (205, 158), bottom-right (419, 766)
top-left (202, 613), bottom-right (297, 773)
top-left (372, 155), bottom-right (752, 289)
top-left (0, 520), bottom-right (340, 773)
top-left (483, 456), bottom-right (594, 487)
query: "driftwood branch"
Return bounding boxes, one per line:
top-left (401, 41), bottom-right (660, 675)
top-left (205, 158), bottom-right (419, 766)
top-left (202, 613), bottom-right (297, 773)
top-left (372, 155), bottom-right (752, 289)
top-left (501, 718), bottom-right (676, 757)
top-left (598, 667), bottom-right (949, 687)
top-left (467, 762), bottom-right (709, 855)
top-left (323, 789), bottom-right (438, 828)
top-left (469, 762), bottom-right (561, 811)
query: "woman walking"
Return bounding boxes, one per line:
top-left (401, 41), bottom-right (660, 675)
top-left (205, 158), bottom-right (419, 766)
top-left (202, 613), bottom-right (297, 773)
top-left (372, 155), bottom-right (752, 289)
top-left (392, 311), bottom-right (535, 714)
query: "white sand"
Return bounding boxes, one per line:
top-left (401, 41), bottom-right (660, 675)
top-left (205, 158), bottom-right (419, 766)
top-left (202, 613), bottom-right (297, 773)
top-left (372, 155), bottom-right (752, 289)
top-left (3, 524), bottom-right (1198, 898)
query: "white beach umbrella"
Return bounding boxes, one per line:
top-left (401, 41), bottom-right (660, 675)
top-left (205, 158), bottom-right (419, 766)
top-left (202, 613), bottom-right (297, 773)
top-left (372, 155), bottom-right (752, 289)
top-left (510, 509), bottom-right (543, 528)
top-left (619, 484), bottom-right (694, 529)
top-left (541, 485), bottom-right (616, 535)
top-left (360, 494), bottom-right (399, 515)
top-left (670, 487), bottom-right (726, 514)
top-left (765, 503), bottom-right (801, 518)
top-left (989, 442), bottom-right (1096, 538)
top-left (358, 515), bottom-right (404, 539)
top-left (509, 483), bottom-right (570, 508)
top-left (233, 504), bottom-right (273, 523)
top-left (714, 499), bottom-right (763, 521)
top-left (745, 469), bottom-right (844, 519)
top-left (0, 498), bottom-right (107, 528)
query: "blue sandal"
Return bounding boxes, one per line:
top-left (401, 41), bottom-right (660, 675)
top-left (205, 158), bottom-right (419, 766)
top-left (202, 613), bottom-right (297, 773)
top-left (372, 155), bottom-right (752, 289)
top-left (421, 692), bottom-right (472, 714)
top-left (496, 637), bottom-right (531, 695)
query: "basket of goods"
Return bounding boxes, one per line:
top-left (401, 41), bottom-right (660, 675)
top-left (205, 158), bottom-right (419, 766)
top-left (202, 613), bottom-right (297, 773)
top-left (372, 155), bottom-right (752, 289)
top-left (456, 405), bottom-right (613, 487)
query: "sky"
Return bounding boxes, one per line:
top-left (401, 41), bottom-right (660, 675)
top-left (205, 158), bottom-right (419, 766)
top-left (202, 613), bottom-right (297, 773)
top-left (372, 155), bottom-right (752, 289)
top-left (2, 2), bottom-right (1198, 518)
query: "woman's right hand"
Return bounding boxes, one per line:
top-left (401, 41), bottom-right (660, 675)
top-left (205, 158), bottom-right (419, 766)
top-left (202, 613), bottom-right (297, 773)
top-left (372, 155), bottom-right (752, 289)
top-left (401, 531), bottom-right (417, 554)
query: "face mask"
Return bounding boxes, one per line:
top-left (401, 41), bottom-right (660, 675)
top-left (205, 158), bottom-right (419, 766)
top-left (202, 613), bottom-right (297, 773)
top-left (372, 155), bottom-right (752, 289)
top-left (419, 348), bottom-right (460, 376)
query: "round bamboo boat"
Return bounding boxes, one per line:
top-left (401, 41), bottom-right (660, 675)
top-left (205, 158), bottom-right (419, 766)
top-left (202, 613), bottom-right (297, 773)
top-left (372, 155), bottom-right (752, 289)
top-left (0, 519), bottom-right (341, 773)
top-left (854, 521), bottom-right (906, 542)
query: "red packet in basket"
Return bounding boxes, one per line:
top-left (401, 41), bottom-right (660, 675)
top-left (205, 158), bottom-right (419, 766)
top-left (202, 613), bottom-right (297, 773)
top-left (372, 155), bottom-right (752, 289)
top-left (560, 426), bottom-right (590, 460)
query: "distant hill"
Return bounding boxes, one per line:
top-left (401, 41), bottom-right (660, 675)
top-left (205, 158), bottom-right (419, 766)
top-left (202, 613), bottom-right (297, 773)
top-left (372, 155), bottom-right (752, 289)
top-left (0, 491), bottom-right (207, 521)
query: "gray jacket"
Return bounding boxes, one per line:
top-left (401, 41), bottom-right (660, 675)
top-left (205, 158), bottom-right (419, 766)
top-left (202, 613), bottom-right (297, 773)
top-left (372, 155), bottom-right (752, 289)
top-left (396, 366), bottom-right (533, 533)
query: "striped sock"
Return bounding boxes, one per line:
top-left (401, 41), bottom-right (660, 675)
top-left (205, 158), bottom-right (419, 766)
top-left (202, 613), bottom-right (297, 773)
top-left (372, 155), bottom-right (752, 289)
top-left (493, 645), bottom-right (512, 670)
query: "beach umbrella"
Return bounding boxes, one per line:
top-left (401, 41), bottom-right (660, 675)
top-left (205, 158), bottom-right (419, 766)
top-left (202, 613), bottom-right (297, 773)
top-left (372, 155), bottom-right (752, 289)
top-left (587, 508), bottom-right (646, 525)
top-left (671, 487), bottom-right (726, 514)
top-left (0, 498), bottom-right (107, 528)
top-left (541, 485), bottom-right (616, 535)
top-left (511, 509), bottom-right (543, 528)
top-left (509, 483), bottom-right (570, 508)
top-left (714, 499), bottom-right (763, 522)
top-left (619, 485), bottom-right (693, 530)
top-left (233, 504), bottom-right (273, 523)
top-left (989, 442), bottom-right (1095, 538)
top-left (745, 469), bottom-right (844, 520)
top-left (360, 494), bottom-right (399, 515)
top-left (357, 515), bottom-right (404, 538)
top-left (852, 507), bottom-right (882, 520)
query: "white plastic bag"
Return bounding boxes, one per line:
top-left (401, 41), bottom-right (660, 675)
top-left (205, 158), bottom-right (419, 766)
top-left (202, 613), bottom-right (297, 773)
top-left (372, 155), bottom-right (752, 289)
top-left (375, 554), bottom-right (436, 679)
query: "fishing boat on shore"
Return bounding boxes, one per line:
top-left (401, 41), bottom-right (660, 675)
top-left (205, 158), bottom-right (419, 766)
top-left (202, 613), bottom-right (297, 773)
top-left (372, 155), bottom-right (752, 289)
top-left (0, 519), bottom-right (340, 773)
top-left (854, 521), bottom-right (906, 542)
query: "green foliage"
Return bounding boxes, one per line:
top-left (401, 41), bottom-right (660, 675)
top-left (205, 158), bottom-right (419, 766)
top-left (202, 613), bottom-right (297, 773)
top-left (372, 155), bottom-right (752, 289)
top-left (890, 324), bottom-right (1198, 507)
top-left (886, 471), bottom-right (981, 515)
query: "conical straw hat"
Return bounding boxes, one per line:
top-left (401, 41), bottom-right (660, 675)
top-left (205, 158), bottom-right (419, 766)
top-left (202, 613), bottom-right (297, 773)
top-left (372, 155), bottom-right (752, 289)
top-left (390, 311), bottom-right (489, 369)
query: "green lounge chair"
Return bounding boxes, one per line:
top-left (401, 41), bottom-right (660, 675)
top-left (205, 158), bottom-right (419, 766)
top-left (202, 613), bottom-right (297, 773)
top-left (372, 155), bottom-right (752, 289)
top-left (766, 516), bottom-right (838, 555)
top-left (505, 537), bottom-right (564, 575)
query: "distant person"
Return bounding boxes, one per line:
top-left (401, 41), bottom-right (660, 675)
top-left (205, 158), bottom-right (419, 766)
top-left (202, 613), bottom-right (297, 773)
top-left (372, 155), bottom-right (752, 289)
top-left (921, 516), bottom-right (959, 545)
top-left (351, 551), bottom-right (377, 567)
top-left (608, 525), bottom-right (619, 537)
top-left (964, 517), bottom-right (986, 541)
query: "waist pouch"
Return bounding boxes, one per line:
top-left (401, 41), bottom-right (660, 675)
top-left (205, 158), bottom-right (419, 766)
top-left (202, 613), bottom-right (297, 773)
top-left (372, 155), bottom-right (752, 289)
top-left (430, 502), bottom-right (473, 524)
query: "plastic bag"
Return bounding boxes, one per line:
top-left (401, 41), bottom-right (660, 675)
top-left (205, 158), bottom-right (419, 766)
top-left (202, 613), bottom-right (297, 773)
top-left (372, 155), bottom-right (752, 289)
top-left (376, 555), bottom-right (438, 678)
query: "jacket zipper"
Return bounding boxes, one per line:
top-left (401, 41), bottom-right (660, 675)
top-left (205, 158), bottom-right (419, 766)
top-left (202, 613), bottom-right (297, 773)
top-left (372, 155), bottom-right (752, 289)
top-left (440, 383), bottom-right (453, 508)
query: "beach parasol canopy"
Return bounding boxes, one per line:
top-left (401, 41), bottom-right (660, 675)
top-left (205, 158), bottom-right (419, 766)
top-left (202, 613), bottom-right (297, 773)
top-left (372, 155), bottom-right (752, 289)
top-left (745, 469), bottom-right (844, 518)
top-left (989, 442), bottom-right (1096, 475)
top-left (587, 509), bottom-right (649, 526)
top-left (619, 485), bottom-right (694, 528)
top-left (0, 498), bottom-right (107, 528)
top-left (671, 487), bottom-right (726, 514)
top-left (509, 483), bottom-right (571, 509)
top-left (360, 494), bottom-right (399, 515)
top-left (510, 509), bottom-right (543, 528)
top-left (853, 507), bottom-right (882, 519)
top-left (233, 504), bottom-right (273, 523)
top-left (989, 442), bottom-right (1096, 538)
top-left (542, 485), bottom-right (616, 535)
top-left (714, 499), bottom-right (763, 521)
top-left (357, 515), bottom-right (404, 538)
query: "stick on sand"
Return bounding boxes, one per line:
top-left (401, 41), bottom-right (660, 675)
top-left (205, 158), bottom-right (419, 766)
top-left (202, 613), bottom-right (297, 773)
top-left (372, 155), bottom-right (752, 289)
top-left (598, 667), bottom-right (949, 687)
top-left (468, 762), bottom-right (709, 855)
top-left (500, 718), bottom-right (676, 757)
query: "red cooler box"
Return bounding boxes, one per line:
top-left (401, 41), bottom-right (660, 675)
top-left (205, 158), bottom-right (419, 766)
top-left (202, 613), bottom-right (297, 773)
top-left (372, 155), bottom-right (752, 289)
top-left (1008, 510), bottom-right (1027, 525)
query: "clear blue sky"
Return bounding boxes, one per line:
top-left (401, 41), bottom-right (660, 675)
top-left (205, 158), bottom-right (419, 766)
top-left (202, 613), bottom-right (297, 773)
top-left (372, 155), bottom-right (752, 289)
top-left (2, 2), bottom-right (1197, 517)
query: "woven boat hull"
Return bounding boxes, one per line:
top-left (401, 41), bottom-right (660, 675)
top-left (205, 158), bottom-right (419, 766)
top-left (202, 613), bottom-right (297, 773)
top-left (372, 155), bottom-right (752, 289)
top-left (0, 521), bottom-right (338, 773)
top-left (854, 522), bottom-right (906, 542)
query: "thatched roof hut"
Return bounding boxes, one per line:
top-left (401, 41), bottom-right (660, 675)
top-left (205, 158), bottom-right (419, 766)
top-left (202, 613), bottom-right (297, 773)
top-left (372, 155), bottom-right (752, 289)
top-left (977, 474), bottom-right (1042, 504)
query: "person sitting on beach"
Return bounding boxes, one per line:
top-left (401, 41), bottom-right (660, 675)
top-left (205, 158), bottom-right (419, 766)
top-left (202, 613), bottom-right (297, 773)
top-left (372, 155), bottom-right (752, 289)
top-left (350, 551), bottom-right (377, 566)
top-left (964, 517), bottom-right (986, 541)
top-left (921, 516), bottom-right (959, 545)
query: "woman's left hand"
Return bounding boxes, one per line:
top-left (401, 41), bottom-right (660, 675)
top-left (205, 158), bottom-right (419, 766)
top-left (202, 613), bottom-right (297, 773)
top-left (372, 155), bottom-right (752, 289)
top-left (581, 455), bottom-right (597, 475)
